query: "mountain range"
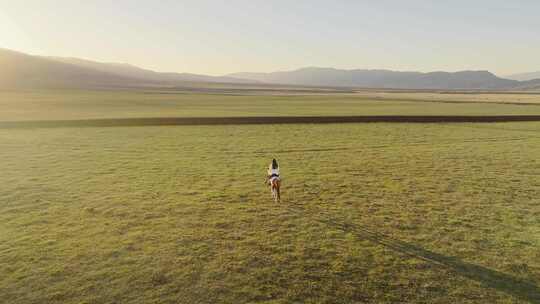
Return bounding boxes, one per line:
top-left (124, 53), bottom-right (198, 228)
top-left (0, 48), bottom-right (254, 90)
top-left (46, 56), bottom-right (256, 85)
top-left (229, 68), bottom-right (540, 90)
top-left (505, 71), bottom-right (540, 82)
top-left (1, 48), bottom-right (539, 90)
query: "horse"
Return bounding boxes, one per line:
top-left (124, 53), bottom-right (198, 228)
top-left (267, 159), bottom-right (281, 202)
top-left (270, 177), bottom-right (281, 202)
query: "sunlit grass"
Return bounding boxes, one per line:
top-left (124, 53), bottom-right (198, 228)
top-left (1, 122), bottom-right (539, 303)
top-left (2, 89), bottom-right (540, 121)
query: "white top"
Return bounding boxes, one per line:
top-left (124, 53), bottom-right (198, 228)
top-left (268, 168), bottom-right (280, 175)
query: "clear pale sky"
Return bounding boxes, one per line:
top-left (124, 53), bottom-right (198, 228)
top-left (1, 0), bottom-right (539, 76)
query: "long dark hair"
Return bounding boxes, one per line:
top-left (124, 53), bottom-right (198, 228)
top-left (272, 159), bottom-right (279, 169)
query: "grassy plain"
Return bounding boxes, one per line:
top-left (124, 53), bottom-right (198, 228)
top-left (2, 89), bottom-right (540, 121)
top-left (1, 122), bottom-right (540, 303)
top-left (353, 91), bottom-right (540, 105)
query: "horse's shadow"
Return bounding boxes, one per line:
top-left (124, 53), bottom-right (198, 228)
top-left (312, 215), bottom-right (540, 303)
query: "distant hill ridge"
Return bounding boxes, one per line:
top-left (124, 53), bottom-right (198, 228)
top-left (228, 67), bottom-right (540, 90)
top-left (46, 56), bottom-right (257, 84)
top-left (1, 48), bottom-right (540, 90)
top-left (0, 48), bottom-right (152, 89)
top-left (0, 48), bottom-right (256, 89)
top-left (505, 71), bottom-right (540, 82)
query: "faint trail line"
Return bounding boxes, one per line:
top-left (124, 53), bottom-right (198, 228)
top-left (3, 115), bottom-right (540, 129)
top-left (281, 203), bottom-right (540, 303)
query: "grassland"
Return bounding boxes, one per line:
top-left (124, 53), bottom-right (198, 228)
top-left (2, 89), bottom-right (540, 122)
top-left (1, 122), bottom-right (539, 303)
top-left (353, 91), bottom-right (540, 105)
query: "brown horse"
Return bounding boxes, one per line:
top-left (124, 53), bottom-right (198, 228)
top-left (270, 178), bottom-right (281, 202)
top-left (267, 158), bottom-right (281, 202)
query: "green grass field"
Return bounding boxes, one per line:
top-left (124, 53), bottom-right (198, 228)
top-left (2, 89), bottom-right (540, 121)
top-left (1, 122), bottom-right (539, 303)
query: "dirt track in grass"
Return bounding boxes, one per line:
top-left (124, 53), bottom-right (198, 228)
top-left (3, 115), bottom-right (540, 129)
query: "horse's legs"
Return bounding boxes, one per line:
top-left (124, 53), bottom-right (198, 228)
top-left (270, 180), bottom-right (281, 202)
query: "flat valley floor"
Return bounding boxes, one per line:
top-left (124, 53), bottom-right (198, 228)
top-left (1, 122), bottom-right (539, 303)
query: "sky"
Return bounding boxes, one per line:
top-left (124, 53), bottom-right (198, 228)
top-left (1, 0), bottom-right (539, 76)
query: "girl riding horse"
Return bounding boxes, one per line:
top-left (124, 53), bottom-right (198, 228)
top-left (267, 159), bottom-right (281, 202)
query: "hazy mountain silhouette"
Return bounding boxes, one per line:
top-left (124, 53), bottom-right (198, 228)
top-left (2, 48), bottom-right (540, 90)
top-left (505, 71), bottom-right (540, 82)
top-left (0, 48), bottom-right (156, 89)
top-left (229, 67), bottom-right (532, 90)
top-left (46, 56), bottom-right (256, 84)
top-left (0, 48), bottom-right (255, 89)
top-left (514, 79), bottom-right (540, 90)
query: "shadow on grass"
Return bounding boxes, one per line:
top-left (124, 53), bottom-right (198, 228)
top-left (295, 208), bottom-right (540, 303)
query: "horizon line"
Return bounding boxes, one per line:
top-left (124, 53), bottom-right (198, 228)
top-left (1, 46), bottom-right (536, 78)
